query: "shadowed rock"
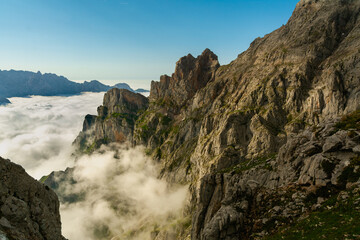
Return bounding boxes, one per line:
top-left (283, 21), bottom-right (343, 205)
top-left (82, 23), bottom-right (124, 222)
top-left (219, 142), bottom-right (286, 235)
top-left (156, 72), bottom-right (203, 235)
top-left (0, 157), bottom-right (66, 240)
top-left (74, 88), bottom-right (149, 152)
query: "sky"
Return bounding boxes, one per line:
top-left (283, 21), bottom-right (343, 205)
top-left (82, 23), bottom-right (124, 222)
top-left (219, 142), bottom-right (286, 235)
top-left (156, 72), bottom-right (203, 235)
top-left (0, 0), bottom-right (299, 89)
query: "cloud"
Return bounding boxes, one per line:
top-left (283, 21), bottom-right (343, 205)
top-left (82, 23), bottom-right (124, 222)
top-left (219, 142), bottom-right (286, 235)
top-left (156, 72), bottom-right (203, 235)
top-left (0, 93), bottom-right (189, 239)
top-left (60, 145), bottom-right (188, 240)
top-left (0, 93), bottom-right (104, 179)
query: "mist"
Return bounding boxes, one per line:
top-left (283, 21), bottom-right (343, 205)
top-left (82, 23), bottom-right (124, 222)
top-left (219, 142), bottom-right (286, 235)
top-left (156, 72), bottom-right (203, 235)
top-left (0, 92), bottom-right (104, 179)
top-left (0, 93), bottom-right (189, 239)
top-left (59, 144), bottom-right (189, 240)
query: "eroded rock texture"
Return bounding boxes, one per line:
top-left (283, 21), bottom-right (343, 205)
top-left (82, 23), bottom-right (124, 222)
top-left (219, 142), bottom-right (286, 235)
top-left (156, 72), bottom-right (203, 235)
top-left (150, 48), bottom-right (220, 107)
top-left (65, 0), bottom-right (360, 239)
top-left (0, 157), bottom-right (66, 240)
top-left (74, 88), bottom-right (149, 152)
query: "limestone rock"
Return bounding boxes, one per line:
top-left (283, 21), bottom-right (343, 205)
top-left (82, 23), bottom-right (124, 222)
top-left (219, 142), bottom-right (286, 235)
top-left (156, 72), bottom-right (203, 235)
top-left (150, 49), bottom-right (220, 107)
top-left (74, 88), bottom-right (149, 152)
top-left (0, 157), bottom-right (66, 240)
top-left (66, 0), bottom-right (360, 239)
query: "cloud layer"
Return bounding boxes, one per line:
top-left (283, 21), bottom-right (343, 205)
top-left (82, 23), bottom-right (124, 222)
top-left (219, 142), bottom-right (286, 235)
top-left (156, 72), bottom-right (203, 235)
top-left (0, 94), bottom-right (189, 239)
top-left (0, 92), bottom-right (104, 179)
top-left (60, 145), bottom-right (188, 240)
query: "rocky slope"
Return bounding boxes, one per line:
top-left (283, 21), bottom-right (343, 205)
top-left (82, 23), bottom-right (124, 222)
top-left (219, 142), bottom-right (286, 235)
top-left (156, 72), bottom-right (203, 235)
top-left (52, 0), bottom-right (360, 239)
top-left (0, 157), bottom-right (66, 240)
top-left (74, 88), bottom-right (149, 152)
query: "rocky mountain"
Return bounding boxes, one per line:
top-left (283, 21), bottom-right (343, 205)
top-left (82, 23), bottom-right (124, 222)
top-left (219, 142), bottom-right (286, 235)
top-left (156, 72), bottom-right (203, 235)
top-left (47, 0), bottom-right (360, 239)
top-left (74, 88), bottom-right (149, 152)
top-left (0, 157), bottom-right (66, 240)
top-left (0, 69), bottom-right (148, 104)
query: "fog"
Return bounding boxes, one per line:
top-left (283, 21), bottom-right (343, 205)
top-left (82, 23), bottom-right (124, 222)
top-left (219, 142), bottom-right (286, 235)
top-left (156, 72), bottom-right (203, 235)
top-left (0, 93), bottom-right (189, 239)
top-left (60, 145), bottom-right (188, 240)
top-left (0, 92), bottom-right (104, 179)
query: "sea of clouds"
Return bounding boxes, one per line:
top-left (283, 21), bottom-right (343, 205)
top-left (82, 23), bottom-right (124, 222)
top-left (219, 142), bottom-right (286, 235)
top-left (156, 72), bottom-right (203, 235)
top-left (0, 93), bottom-right (188, 240)
top-left (0, 92), bottom-right (104, 179)
top-left (60, 145), bottom-right (188, 240)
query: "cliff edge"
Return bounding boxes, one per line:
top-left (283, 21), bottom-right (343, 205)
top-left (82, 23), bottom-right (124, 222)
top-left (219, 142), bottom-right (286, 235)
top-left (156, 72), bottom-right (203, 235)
top-left (0, 157), bottom-right (66, 240)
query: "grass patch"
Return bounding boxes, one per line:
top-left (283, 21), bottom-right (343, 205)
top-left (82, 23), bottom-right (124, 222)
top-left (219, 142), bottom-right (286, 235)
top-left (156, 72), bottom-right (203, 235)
top-left (110, 112), bottom-right (137, 125)
top-left (265, 190), bottom-right (360, 240)
top-left (219, 153), bottom-right (276, 174)
top-left (335, 110), bottom-right (360, 131)
top-left (39, 175), bottom-right (49, 183)
top-left (161, 115), bottom-right (172, 125)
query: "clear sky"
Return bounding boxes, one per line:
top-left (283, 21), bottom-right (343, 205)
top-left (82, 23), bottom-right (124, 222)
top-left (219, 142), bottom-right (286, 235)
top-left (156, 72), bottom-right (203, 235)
top-left (0, 0), bottom-right (299, 89)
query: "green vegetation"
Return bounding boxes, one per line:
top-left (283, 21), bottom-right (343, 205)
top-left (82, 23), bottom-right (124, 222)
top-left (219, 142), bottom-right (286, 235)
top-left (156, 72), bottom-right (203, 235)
top-left (335, 110), bottom-right (360, 131)
top-left (109, 112), bottom-right (137, 125)
top-left (153, 98), bottom-right (177, 108)
top-left (265, 189), bottom-right (360, 240)
top-left (161, 115), bottom-right (172, 125)
top-left (166, 138), bottom-right (197, 173)
top-left (39, 175), bottom-right (49, 183)
top-left (84, 141), bottom-right (97, 154)
top-left (219, 153), bottom-right (276, 174)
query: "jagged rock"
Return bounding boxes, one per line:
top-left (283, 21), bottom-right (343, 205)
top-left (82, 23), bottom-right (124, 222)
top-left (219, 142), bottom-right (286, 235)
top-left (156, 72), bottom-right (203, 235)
top-left (74, 88), bottom-right (149, 151)
top-left (322, 133), bottom-right (344, 152)
top-left (0, 157), bottom-right (66, 240)
top-left (64, 0), bottom-right (360, 239)
top-left (150, 49), bottom-right (220, 107)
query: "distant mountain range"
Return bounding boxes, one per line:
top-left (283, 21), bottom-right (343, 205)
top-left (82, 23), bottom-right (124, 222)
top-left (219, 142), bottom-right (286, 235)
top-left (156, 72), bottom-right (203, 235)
top-left (0, 70), bottom-right (149, 104)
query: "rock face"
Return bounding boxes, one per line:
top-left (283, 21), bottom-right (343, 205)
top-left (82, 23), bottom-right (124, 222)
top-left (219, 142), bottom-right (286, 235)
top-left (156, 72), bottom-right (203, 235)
top-left (68, 0), bottom-right (360, 239)
top-left (0, 157), bottom-right (66, 240)
top-left (150, 49), bottom-right (220, 107)
top-left (74, 88), bottom-right (149, 152)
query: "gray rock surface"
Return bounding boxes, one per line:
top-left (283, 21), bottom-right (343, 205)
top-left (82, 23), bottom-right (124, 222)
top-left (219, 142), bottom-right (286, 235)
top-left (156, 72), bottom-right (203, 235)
top-left (0, 157), bottom-right (66, 240)
top-left (150, 48), bottom-right (220, 107)
top-left (74, 88), bottom-right (149, 152)
top-left (66, 0), bottom-right (360, 239)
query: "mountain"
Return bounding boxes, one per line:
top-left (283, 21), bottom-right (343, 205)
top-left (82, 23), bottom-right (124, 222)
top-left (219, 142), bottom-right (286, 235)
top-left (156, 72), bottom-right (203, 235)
top-left (44, 0), bottom-right (360, 239)
top-left (0, 70), bottom-right (148, 104)
top-left (73, 88), bottom-right (149, 151)
top-left (0, 157), bottom-right (66, 240)
top-left (81, 80), bottom-right (111, 92)
top-left (0, 97), bottom-right (10, 105)
top-left (135, 88), bottom-right (150, 93)
top-left (113, 83), bottom-right (134, 92)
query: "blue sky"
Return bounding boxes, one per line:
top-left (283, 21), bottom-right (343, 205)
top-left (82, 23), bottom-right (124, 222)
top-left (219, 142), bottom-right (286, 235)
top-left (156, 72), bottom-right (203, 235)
top-left (0, 0), bottom-right (299, 89)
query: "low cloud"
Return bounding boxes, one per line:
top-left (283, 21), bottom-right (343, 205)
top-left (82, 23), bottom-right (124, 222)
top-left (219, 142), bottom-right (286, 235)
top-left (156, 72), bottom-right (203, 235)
top-left (0, 92), bottom-right (104, 179)
top-left (0, 93), bottom-right (189, 239)
top-left (60, 145), bottom-right (189, 240)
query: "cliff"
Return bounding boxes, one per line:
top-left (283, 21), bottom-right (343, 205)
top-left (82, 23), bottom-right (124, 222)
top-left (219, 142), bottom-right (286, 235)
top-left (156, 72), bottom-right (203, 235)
top-left (0, 157), bottom-right (66, 240)
top-left (74, 88), bottom-right (149, 152)
top-left (60, 0), bottom-right (360, 239)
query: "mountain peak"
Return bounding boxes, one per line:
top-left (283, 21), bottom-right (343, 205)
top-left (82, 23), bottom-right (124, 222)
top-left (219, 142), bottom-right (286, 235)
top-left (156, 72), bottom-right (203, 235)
top-left (150, 49), bottom-right (219, 107)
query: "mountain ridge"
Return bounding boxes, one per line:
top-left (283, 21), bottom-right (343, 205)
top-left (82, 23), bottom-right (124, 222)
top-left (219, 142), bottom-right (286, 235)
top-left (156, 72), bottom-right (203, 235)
top-left (10, 0), bottom-right (360, 239)
top-left (63, 0), bottom-right (360, 239)
top-left (0, 69), bottom-right (149, 104)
